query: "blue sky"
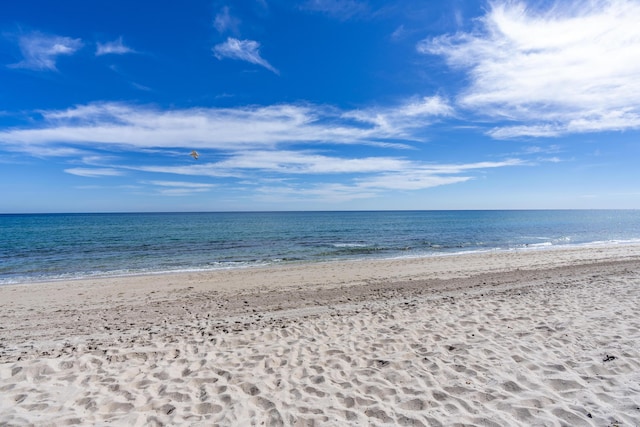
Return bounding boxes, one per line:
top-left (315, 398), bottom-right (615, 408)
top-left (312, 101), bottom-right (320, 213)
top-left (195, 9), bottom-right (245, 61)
top-left (1, 0), bottom-right (639, 212)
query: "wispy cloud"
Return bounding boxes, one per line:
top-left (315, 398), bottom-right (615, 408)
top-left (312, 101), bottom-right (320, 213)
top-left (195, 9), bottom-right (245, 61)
top-left (3, 144), bottom-right (86, 158)
top-left (213, 37), bottom-right (279, 74)
top-left (253, 183), bottom-right (379, 204)
top-left (231, 157), bottom-right (522, 203)
top-left (206, 150), bottom-right (414, 174)
top-left (418, 0), bottom-right (640, 138)
top-left (0, 99), bottom-right (452, 150)
top-left (64, 167), bottom-right (124, 177)
top-left (300, 0), bottom-right (369, 20)
top-left (214, 6), bottom-right (240, 34)
top-left (96, 37), bottom-right (135, 56)
top-left (343, 96), bottom-right (454, 138)
top-left (143, 180), bottom-right (215, 196)
top-left (8, 32), bottom-right (83, 71)
top-left (130, 152), bottom-right (523, 198)
top-left (0, 100), bottom-right (525, 202)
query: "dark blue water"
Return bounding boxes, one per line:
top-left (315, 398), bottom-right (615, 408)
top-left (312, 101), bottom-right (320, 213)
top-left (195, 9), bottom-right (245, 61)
top-left (1, 210), bottom-right (639, 284)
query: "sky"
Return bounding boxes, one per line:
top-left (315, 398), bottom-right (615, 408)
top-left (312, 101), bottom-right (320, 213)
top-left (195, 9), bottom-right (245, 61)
top-left (1, 0), bottom-right (639, 213)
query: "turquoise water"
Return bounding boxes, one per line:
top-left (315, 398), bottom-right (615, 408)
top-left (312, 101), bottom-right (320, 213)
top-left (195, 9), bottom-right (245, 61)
top-left (1, 210), bottom-right (639, 284)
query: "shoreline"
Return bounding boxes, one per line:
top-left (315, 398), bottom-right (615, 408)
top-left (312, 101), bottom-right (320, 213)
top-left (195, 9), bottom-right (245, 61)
top-left (2, 242), bottom-right (640, 292)
top-left (2, 245), bottom-right (640, 425)
top-left (4, 239), bottom-right (640, 287)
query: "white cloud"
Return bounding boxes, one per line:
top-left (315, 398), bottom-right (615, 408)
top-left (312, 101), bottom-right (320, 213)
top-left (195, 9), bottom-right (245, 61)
top-left (0, 100), bottom-right (524, 203)
top-left (213, 38), bottom-right (279, 74)
top-left (214, 6), bottom-right (240, 34)
top-left (253, 182), bottom-right (378, 204)
top-left (356, 172), bottom-right (471, 191)
top-left (342, 95), bottom-right (454, 137)
top-left (145, 180), bottom-right (215, 189)
top-left (128, 152), bottom-right (412, 179)
top-left (131, 151), bottom-right (523, 198)
top-left (0, 99), bottom-right (452, 150)
top-left (217, 152), bottom-right (524, 178)
top-left (143, 180), bottom-right (215, 196)
top-left (353, 159), bottom-right (523, 192)
top-left (418, 0), bottom-right (640, 137)
top-left (398, 96), bottom-right (454, 117)
top-left (9, 32), bottom-right (83, 71)
top-left (2, 143), bottom-right (86, 158)
top-left (238, 157), bottom-right (523, 203)
top-left (64, 167), bottom-right (124, 177)
top-left (487, 124), bottom-right (565, 139)
top-left (214, 150), bottom-right (412, 174)
top-left (96, 37), bottom-right (135, 56)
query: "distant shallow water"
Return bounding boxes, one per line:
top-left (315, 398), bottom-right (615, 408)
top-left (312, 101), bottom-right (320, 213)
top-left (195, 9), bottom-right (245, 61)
top-left (2, 210), bottom-right (640, 285)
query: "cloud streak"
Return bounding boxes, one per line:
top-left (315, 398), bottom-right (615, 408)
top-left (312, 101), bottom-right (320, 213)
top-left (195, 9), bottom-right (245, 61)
top-left (0, 99), bottom-right (523, 203)
top-left (128, 151), bottom-right (523, 200)
top-left (0, 98), bottom-right (452, 150)
top-left (418, 0), bottom-right (640, 137)
top-left (213, 37), bottom-right (279, 74)
top-left (143, 180), bottom-right (215, 196)
top-left (96, 37), bottom-right (136, 56)
top-left (214, 6), bottom-right (240, 34)
top-left (64, 167), bottom-right (124, 177)
top-left (300, 0), bottom-right (370, 20)
top-left (231, 157), bottom-right (522, 203)
top-left (9, 32), bottom-right (83, 71)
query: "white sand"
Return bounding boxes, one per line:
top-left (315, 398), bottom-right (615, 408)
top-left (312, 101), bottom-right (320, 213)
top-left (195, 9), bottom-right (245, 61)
top-left (1, 245), bottom-right (640, 426)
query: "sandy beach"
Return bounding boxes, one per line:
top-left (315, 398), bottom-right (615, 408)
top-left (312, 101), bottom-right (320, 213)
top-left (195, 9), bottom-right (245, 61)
top-left (1, 245), bottom-right (640, 426)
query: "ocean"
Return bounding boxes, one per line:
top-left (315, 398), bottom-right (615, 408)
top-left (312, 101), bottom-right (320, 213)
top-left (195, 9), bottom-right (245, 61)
top-left (1, 210), bottom-right (640, 285)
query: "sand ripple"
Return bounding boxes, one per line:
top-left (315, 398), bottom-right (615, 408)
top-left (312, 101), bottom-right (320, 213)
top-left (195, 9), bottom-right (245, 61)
top-left (1, 251), bottom-right (640, 426)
